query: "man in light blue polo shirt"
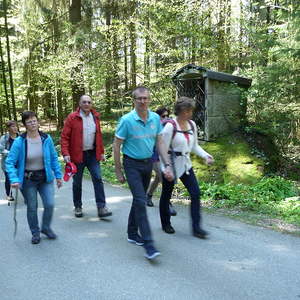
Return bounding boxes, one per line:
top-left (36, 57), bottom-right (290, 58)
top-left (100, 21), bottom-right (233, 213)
top-left (113, 86), bottom-right (173, 260)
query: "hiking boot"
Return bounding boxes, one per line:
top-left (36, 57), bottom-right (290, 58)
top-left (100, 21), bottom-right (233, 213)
top-left (98, 207), bottom-right (112, 218)
top-left (162, 224), bottom-right (175, 234)
top-left (31, 233), bottom-right (41, 244)
top-left (146, 194), bottom-right (154, 207)
top-left (127, 234), bottom-right (144, 246)
top-left (41, 228), bottom-right (57, 239)
top-left (169, 204), bottom-right (177, 216)
top-left (193, 228), bottom-right (208, 239)
top-left (74, 207), bottom-right (83, 218)
top-left (144, 244), bottom-right (161, 260)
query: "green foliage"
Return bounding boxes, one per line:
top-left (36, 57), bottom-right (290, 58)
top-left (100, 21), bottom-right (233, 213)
top-left (193, 135), bottom-right (264, 184)
top-left (201, 177), bottom-right (300, 226)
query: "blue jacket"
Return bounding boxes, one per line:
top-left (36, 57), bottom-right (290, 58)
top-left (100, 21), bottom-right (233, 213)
top-left (5, 131), bottom-right (62, 186)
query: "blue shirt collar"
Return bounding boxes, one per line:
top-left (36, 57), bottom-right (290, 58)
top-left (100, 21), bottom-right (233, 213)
top-left (133, 109), bottom-right (152, 123)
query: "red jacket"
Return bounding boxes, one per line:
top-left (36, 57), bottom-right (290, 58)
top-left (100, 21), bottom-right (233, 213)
top-left (61, 108), bottom-right (104, 163)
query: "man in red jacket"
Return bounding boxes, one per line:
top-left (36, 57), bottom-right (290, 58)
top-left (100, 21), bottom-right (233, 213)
top-left (61, 95), bottom-right (112, 218)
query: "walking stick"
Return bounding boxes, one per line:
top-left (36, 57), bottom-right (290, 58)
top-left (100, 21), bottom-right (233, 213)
top-left (13, 188), bottom-right (18, 239)
top-left (8, 186), bottom-right (18, 238)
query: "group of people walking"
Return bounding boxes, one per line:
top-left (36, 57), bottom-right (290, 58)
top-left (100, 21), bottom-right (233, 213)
top-left (1, 86), bottom-right (214, 260)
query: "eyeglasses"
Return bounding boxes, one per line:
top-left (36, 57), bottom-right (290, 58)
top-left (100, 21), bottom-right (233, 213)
top-left (135, 97), bottom-right (150, 102)
top-left (25, 120), bottom-right (38, 125)
top-left (82, 101), bottom-right (92, 104)
top-left (161, 114), bottom-right (169, 119)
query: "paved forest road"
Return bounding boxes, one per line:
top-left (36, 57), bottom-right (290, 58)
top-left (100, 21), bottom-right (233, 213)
top-left (1, 176), bottom-right (300, 300)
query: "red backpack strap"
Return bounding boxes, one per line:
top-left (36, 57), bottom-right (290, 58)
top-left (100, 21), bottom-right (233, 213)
top-left (165, 119), bottom-right (177, 139)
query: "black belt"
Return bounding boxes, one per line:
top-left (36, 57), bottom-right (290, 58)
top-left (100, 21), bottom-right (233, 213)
top-left (124, 154), bottom-right (152, 163)
top-left (168, 151), bottom-right (188, 156)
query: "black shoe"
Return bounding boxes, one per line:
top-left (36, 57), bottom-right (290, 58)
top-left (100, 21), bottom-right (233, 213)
top-left (127, 234), bottom-right (144, 246)
top-left (146, 194), bottom-right (154, 207)
top-left (41, 228), bottom-right (57, 239)
top-left (144, 245), bottom-right (161, 260)
top-left (31, 233), bottom-right (41, 244)
top-left (193, 229), bottom-right (208, 239)
top-left (98, 206), bottom-right (112, 218)
top-left (162, 224), bottom-right (175, 234)
top-left (74, 207), bottom-right (83, 218)
top-left (169, 204), bottom-right (177, 216)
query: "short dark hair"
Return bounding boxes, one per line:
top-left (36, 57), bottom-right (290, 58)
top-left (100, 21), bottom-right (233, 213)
top-left (174, 96), bottom-right (195, 116)
top-left (155, 107), bottom-right (170, 117)
top-left (132, 86), bottom-right (150, 99)
top-left (6, 120), bottom-right (17, 128)
top-left (21, 111), bottom-right (37, 125)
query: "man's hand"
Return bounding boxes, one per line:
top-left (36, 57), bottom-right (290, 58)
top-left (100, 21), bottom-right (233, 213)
top-left (100, 154), bottom-right (105, 161)
top-left (205, 155), bottom-right (214, 165)
top-left (163, 166), bottom-right (174, 182)
top-left (11, 183), bottom-right (20, 189)
top-left (56, 179), bottom-right (63, 188)
top-left (63, 156), bottom-right (71, 163)
top-left (115, 168), bottom-right (126, 184)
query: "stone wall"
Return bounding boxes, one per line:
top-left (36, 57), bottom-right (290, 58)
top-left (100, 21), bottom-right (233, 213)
top-left (205, 79), bottom-right (246, 140)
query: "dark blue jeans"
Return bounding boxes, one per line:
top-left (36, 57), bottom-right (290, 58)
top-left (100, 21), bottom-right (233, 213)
top-left (160, 168), bottom-right (202, 232)
top-left (72, 150), bottom-right (106, 208)
top-left (123, 156), bottom-right (153, 245)
top-left (22, 178), bottom-right (55, 235)
top-left (4, 171), bottom-right (11, 196)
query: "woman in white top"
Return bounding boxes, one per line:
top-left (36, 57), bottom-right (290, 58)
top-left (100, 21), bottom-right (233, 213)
top-left (159, 97), bottom-right (214, 238)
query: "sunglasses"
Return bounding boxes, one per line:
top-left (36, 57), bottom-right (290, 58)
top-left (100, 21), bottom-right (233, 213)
top-left (82, 101), bottom-right (92, 104)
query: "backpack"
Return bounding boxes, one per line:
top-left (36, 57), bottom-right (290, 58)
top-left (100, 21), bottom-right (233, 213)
top-left (162, 118), bottom-right (195, 140)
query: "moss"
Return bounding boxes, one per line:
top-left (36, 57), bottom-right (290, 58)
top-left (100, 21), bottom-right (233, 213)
top-left (193, 135), bottom-right (264, 184)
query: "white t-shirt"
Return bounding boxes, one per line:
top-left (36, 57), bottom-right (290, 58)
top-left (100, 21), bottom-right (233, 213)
top-left (80, 110), bottom-right (96, 151)
top-left (161, 119), bottom-right (210, 179)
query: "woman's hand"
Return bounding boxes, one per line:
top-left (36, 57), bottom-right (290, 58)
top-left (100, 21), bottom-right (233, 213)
top-left (163, 166), bottom-right (174, 182)
top-left (56, 179), bottom-right (63, 188)
top-left (205, 155), bottom-right (214, 165)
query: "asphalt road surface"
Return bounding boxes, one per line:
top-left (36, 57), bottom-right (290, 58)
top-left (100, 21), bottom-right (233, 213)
top-left (1, 176), bottom-right (300, 300)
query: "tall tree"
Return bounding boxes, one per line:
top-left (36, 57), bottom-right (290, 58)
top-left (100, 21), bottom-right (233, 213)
top-left (3, 0), bottom-right (16, 121)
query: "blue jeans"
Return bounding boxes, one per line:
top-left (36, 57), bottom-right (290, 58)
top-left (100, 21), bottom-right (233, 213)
top-left (160, 168), bottom-right (202, 232)
top-left (123, 156), bottom-right (153, 245)
top-left (4, 171), bottom-right (11, 196)
top-left (22, 178), bottom-right (55, 235)
top-left (72, 150), bottom-right (106, 208)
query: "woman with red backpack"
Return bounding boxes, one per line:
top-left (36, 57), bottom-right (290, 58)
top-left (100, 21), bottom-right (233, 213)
top-left (159, 97), bottom-right (214, 239)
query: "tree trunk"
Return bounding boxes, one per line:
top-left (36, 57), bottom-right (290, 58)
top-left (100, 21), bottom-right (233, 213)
top-left (3, 0), bottom-right (16, 121)
top-left (104, 0), bottom-right (112, 114)
top-left (69, 0), bottom-right (82, 25)
top-left (144, 16), bottom-right (150, 84)
top-left (129, 1), bottom-right (137, 89)
top-left (69, 0), bottom-right (85, 109)
top-left (124, 33), bottom-right (128, 91)
top-left (0, 38), bottom-right (11, 120)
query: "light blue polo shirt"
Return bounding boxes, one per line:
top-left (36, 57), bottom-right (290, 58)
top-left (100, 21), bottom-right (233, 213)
top-left (115, 109), bottom-right (163, 159)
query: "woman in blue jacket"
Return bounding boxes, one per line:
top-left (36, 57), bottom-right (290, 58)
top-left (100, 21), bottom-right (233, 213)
top-left (6, 111), bottom-right (62, 244)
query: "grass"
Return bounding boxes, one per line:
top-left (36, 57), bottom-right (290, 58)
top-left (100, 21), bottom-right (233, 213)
top-left (193, 135), bottom-right (264, 184)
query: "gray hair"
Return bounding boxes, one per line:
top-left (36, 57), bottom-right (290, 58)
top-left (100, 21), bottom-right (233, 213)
top-left (174, 96), bottom-right (195, 116)
top-left (132, 86), bottom-right (150, 99)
